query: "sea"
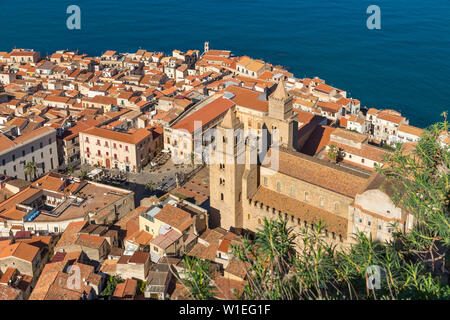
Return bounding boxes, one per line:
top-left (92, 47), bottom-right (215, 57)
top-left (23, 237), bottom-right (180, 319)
top-left (0, 0), bottom-right (449, 128)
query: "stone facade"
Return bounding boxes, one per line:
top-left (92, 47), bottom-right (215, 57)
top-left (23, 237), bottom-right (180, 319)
top-left (210, 82), bottom-right (412, 248)
top-left (0, 127), bottom-right (58, 180)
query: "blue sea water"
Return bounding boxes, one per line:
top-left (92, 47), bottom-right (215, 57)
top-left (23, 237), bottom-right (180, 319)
top-left (0, 0), bottom-right (449, 127)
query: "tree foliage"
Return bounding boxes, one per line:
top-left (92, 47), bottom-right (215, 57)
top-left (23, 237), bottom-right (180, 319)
top-left (181, 256), bottom-right (217, 300)
top-left (24, 161), bottom-right (38, 181)
top-left (79, 169), bottom-right (88, 180)
top-left (183, 118), bottom-right (449, 300)
top-left (100, 275), bottom-right (124, 297)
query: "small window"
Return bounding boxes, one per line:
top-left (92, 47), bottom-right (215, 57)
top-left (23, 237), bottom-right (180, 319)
top-left (277, 182), bottom-right (281, 191)
top-left (263, 177), bottom-right (268, 185)
top-left (220, 193), bottom-right (224, 201)
top-left (290, 186), bottom-right (295, 196)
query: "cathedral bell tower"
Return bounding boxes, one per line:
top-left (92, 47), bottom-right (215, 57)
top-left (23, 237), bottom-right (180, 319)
top-left (268, 79), bottom-right (293, 120)
top-left (267, 79), bottom-right (298, 150)
top-left (209, 107), bottom-right (245, 232)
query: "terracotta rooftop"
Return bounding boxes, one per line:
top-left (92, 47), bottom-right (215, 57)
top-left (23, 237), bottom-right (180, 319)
top-left (212, 276), bottom-right (245, 300)
top-left (252, 186), bottom-right (348, 237)
top-left (0, 284), bottom-right (22, 300)
top-left (225, 85), bottom-right (268, 112)
top-left (113, 278), bottom-right (137, 299)
top-left (55, 221), bottom-right (88, 248)
top-left (154, 204), bottom-right (194, 233)
top-left (263, 147), bottom-right (373, 198)
top-left (301, 125), bottom-right (336, 156)
top-left (81, 126), bottom-right (151, 145)
top-left (0, 241), bottom-right (39, 262)
top-left (128, 251), bottom-right (149, 265)
top-left (331, 128), bottom-right (368, 144)
top-left (61, 119), bottom-right (99, 141)
top-left (74, 233), bottom-right (106, 249)
top-left (398, 124), bottom-right (423, 137)
top-left (172, 96), bottom-right (235, 134)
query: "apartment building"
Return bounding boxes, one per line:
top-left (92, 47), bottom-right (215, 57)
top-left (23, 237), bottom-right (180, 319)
top-left (9, 49), bottom-right (41, 65)
top-left (366, 109), bottom-right (409, 144)
top-left (80, 127), bottom-right (154, 173)
top-left (0, 172), bottom-right (135, 235)
top-left (394, 124), bottom-right (424, 144)
top-left (163, 95), bottom-right (235, 163)
top-left (0, 127), bottom-right (58, 181)
top-left (139, 197), bottom-right (207, 263)
top-left (319, 128), bottom-right (392, 170)
top-left (235, 56), bottom-right (270, 79)
top-left (57, 119), bottom-right (99, 167)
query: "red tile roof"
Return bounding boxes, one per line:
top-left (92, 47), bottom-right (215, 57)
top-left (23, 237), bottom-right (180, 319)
top-left (172, 97), bottom-right (235, 134)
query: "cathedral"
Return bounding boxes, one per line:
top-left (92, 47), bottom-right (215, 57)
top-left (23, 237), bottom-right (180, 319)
top-left (209, 81), bottom-right (414, 247)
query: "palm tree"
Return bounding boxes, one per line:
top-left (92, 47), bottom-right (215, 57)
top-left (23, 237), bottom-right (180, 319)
top-left (327, 145), bottom-right (344, 163)
top-left (145, 181), bottom-right (155, 192)
top-left (79, 169), bottom-right (88, 181)
top-left (190, 152), bottom-right (195, 167)
top-left (24, 161), bottom-right (38, 181)
top-left (327, 145), bottom-right (339, 162)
